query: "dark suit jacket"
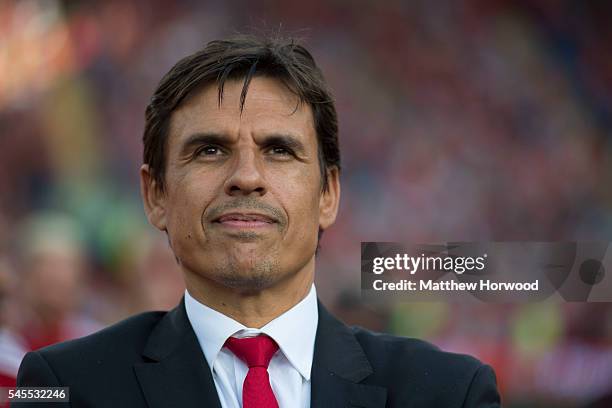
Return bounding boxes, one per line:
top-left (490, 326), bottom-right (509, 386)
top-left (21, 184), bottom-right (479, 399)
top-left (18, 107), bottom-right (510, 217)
top-left (15, 299), bottom-right (501, 407)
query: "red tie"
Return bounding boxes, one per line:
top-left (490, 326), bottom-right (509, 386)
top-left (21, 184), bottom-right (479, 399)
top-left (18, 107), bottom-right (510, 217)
top-left (224, 335), bottom-right (280, 408)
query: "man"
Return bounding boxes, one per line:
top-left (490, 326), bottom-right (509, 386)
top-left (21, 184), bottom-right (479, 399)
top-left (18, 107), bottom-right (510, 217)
top-left (17, 213), bottom-right (102, 351)
top-left (15, 36), bottom-right (501, 407)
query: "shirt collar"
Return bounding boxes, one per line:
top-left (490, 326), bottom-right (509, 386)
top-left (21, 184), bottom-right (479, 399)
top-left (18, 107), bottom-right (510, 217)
top-left (184, 284), bottom-right (318, 381)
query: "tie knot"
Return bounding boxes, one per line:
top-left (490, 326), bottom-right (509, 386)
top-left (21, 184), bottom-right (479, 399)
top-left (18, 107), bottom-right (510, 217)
top-left (224, 335), bottom-right (279, 368)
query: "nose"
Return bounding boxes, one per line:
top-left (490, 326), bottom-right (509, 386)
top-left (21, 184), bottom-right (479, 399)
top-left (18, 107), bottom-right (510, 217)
top-left (224, 148), bottom-right (267, 197)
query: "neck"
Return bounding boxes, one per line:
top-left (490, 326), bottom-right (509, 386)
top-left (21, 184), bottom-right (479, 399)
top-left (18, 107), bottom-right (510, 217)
top-left (183, 259), bottom-right (315, 328)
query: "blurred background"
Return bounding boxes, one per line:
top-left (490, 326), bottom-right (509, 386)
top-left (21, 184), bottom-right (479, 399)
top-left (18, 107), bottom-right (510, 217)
top-left (1, 0), bottom-right (611, 406)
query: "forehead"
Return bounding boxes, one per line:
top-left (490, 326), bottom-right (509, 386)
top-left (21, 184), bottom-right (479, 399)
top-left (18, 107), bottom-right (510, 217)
top-left (168, 76), bottom-right (316, 143)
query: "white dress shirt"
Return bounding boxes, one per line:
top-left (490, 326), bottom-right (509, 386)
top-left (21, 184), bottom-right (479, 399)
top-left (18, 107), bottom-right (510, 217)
top-left (184, 284), bottom-right (318, 408)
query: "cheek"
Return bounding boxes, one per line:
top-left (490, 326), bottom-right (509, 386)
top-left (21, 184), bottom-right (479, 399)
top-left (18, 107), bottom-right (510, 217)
top-left (274, 169), bottom-right (321, 236)
top-left (166, 173), bottom-right (219, 237)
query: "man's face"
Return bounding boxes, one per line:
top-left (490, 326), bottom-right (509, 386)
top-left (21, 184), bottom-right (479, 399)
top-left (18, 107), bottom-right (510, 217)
top-left (141, 77), bottom-right (340, 293)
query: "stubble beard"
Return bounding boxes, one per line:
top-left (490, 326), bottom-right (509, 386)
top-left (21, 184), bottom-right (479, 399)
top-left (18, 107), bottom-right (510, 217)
top-left (214, 250), bottom-right (281, 292)
top-left (198, 197), bottom-right (288, 291)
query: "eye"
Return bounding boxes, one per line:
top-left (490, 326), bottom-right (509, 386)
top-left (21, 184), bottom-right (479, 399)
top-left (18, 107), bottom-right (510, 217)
top-left (268, 146), bottom-right (292, 156)
top-left (195, 145), bottom-right (223, 156)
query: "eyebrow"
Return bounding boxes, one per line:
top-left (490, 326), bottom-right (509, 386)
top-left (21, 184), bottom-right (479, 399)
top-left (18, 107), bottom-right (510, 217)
top-left (259, 134), bottom-right (306, 155)
top-left (179, 132), bottom-right (307, 156)
top-left (180, 133), bottom-right (229, 157)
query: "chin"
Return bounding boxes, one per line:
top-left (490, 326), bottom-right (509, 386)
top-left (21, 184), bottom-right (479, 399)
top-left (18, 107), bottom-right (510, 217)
top-left (214, 256), bottom-right (281, 291)
top-left (219, 275), bottom-right (275, 292)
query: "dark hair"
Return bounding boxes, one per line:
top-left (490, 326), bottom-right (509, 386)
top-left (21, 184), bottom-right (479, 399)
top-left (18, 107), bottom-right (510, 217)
top-left (143, 35), bottom-right (340, 192)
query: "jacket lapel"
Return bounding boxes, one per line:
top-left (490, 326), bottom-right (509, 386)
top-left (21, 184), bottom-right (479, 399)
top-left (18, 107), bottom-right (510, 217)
top-left (133, 297), bottom-right (386, 408)
top-left (134, 298), bottom-right (222, 408)
top-left (311, 301), bottom-right (387, 408)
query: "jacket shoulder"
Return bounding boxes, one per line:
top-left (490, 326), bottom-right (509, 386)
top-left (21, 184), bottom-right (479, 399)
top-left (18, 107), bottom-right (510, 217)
top-left (36, 310), bottom-right (167, 367)
top-left (351, 325), bottom-right (483, 371)
top-left (350, 326), bottom-right (493, 402)
top-left (16, 311), bottom-right (170, 407)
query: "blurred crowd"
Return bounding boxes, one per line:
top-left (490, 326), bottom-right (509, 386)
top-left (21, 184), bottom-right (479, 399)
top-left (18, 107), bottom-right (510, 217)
top-left (1, 0), bottom-right (611, 406)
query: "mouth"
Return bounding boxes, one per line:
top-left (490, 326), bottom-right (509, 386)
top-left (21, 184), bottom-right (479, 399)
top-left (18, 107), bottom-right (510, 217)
top-left (212, 212), bottom-right (277, 229)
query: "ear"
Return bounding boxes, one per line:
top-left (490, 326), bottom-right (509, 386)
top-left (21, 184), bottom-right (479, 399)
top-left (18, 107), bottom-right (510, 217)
top-left (319, 167), bottom-right (341, 230)
top-left (140, 164), bottom-right (167, 231)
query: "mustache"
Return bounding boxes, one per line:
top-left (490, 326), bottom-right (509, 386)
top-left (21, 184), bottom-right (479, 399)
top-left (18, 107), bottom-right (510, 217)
top-left (205, 197), bottom-right (286, 225)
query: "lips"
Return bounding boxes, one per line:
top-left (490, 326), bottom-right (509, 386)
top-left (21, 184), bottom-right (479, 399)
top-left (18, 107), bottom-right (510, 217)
top-left (213, 212), bottom-right (277, 228)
